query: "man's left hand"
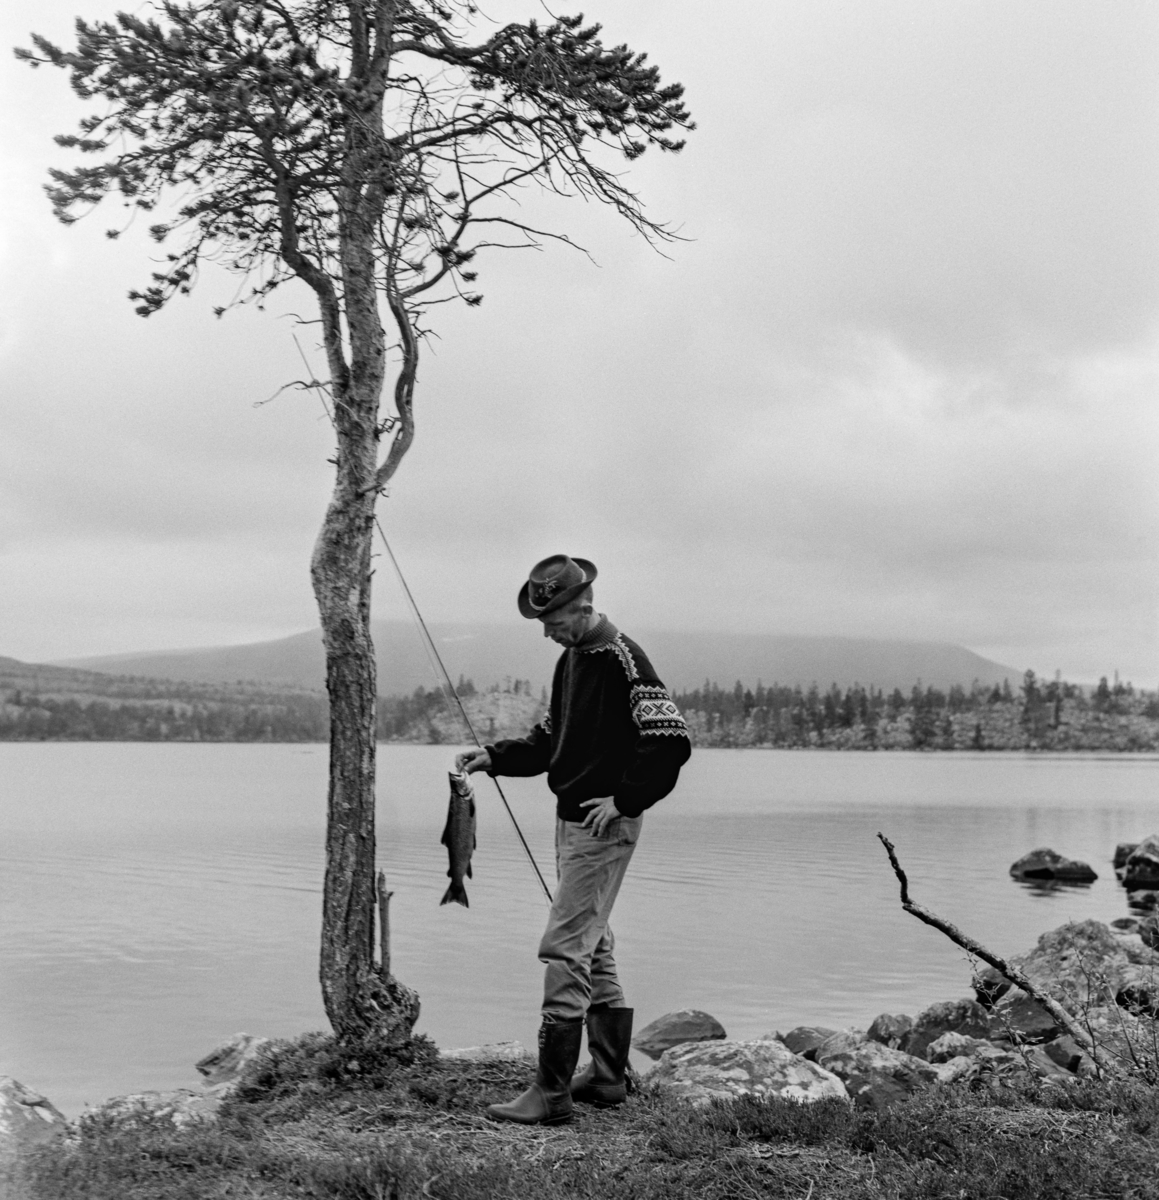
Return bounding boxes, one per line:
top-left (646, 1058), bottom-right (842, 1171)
top-left (580, 796), bottom-right (620, 837)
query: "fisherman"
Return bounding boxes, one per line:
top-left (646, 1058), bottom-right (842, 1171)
top-left (456, 554), bottom-right (691, 1125)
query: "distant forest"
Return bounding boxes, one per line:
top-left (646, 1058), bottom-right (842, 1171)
top-left (2, 668), bottom-right (1158, 751)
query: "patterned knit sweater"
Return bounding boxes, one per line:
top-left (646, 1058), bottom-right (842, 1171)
top-left (486, 616), bottom-right (691, 821)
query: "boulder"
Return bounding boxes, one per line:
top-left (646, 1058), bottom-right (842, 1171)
top-left (1111, 917), bottom-right (1140, 933)
top-left (195, 1033), bottom-right (272, 1090)
top-left (1116, 964), bottom-right (1159, 1018)
top-left (930, 1056), bottom-right (977, 1084)
top-left (776, 1026), bottom-right (839, 1060)
top-left (650, 1039), bottom-right (847, 1106)
top-left (974, 921), bottom-right (1142, 1023)
top-left (0, 1078), bottom-right (67, 1159)
top-left (632, 1010), bottom-right (726, 1060)
top-left (1041, 1035), bottom-right (1086, 1073)
top-left (902, 999), bottom-right (992, 1060)
top-left (442, 1041), bottom-right (532, 1062)
top-left (814, 1038), bottom-right (939, 1109)
top-left (92, 1089), bottom-right (225, 1128)
top-left (866, 1013), bottom-right (913, 1049)
top-left (1023, 1046), bottom-right (1076, 1079)
top-left (989, 993), bottom-right (1060, 1044)
top-left (1114, 843), bottom-right (1140, 870)
top-left (814, 1029), bottom-right (868, 1059)
top-left (925, 1032), bottom-right (991, 1063)
top-left (1122, 836), bottom-right (1159, 888)
top-left (1009, 848), bottom-right (1097, 883)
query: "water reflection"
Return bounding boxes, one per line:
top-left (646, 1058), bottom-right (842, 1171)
top-left (1013, 879), bottom-right (1096, 899)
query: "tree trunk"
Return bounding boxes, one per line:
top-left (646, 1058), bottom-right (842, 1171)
top-left (311, 435), bottom-right (419, 1041)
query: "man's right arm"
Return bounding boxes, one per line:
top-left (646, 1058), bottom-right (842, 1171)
top-left (457, 718), bottom-right (551, 778)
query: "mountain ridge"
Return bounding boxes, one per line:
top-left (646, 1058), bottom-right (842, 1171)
top-left (52, 623), bottom-right (1021, 696)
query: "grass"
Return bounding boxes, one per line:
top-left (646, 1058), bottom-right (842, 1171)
top-left (7, 1032), bottom-right (1159, 1200)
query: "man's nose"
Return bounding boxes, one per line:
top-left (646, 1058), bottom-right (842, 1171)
top-left (542, 624), bottom-right (552, 638)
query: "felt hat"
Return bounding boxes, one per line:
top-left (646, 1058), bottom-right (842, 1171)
top-left (517, 554), bottom-right (598, 619)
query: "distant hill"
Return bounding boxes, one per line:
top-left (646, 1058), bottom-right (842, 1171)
top-left (54, 624), bottom-right (1021, 696)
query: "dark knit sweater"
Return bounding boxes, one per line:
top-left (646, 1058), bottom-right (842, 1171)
top-left (486, 616), bottom-right (691, 822)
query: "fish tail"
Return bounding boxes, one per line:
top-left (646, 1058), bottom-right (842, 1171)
top-left (440, 880), bottom-right (469, 907)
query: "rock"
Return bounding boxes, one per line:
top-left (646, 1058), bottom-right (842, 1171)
top-left (1122, 835), bottom-right (1159, 888)
top-left (777, 1026), bottom-right (839, 1060)
top-left (902, 999), bottom-right (992, 1060)
top-left (91, 1089), bottom-right (224, 1128)
top-left (1140, 916), bottom-right (1159, 952)
top-left (442, 1041), bottom-right (532, 1061)
top-left (0, 1078), bottom-right (67, 1159)
top-left (925, 1032), bottom-right (991, 1063)
top-left (1009, 848), bottom-right (1097, 883)
top-left (1042, 1035), bottom-right (1085, 1073)
top-left (1111, 917), bottom-right (1140, 933)
top-left (1023, 1046), bottom-right (1075, 1079)
top-left (1116, 964), bottom-right (1159, 1018)
top-left (814, 1029), bottom-right (868, 1059)
top-left (1074, 1005), bottom-right (1157, 1064)
top-left (194, 1033), bottom-right (272, 1090)
top-left (975, 920), bottom-right (1150, 1030)
top-left (930, 1056), bottom-right (977, 1083)
top-left (814, 1039), bottom-right (939, 1109)
top-left (989, 992), bottom-right (1062, 1044)
top-left (1114, 843), bottom-right (1140, 870)
top-left (866, 1013), bottom-right (913, 1049)
top-left (651, 1039), bottom-right (847, 1106)
top-left (632, 1010), bottom-right (726, 1060)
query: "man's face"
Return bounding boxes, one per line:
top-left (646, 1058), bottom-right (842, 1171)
top-left (538, 602), bottom-right (592, 647)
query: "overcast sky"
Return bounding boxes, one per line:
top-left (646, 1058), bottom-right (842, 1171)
top-left (2, 0), bottom-right (1157, 683)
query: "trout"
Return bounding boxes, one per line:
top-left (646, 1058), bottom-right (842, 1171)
top-left (440, 770), bottom-right (477, 907)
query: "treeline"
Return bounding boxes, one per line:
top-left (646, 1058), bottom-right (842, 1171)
top-left (672, 672), bottom-right (1159, 752)
top-left (0, 677), bottom-right (542, 744)
top-left (6, 669), bottom-right (1159, 752)
top-left (0, 688), bottom-right (329, 742)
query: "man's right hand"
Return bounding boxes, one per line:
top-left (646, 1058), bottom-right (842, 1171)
top-left (455, 748), bottom-right (492, 774)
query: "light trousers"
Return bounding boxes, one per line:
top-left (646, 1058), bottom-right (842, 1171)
top-left (538, 813), bottom-right (642, 1021)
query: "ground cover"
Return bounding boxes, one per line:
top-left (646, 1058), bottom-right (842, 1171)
top-left (8, 1032), bottom-right (1159, 1200)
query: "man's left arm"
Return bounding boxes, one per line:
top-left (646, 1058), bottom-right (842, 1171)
top-left (612, 681), bottom-right (692, 818)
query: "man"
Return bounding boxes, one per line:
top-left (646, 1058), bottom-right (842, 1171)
top-left (456, 554), bottom-right (691, 1125)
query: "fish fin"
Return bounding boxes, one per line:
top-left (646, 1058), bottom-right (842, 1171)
top-left (440, 881), bottom-right (469, 907)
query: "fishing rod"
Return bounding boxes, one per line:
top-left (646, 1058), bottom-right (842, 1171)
top-left (376, 521), bottom-right (555, 906)
top-left (290, 332), bottom-right (553, 904)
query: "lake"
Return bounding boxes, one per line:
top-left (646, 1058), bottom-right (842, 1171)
top-left (2, 743), bottom-right (1158, 1115)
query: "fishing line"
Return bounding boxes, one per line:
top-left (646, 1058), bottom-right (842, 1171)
top-left (376, 521), bottom-right (555, 906)
top-left (290, 331), bottom-right (553, 904)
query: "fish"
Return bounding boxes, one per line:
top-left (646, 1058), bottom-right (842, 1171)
top-left (440, 770), bottom-right (477, 907)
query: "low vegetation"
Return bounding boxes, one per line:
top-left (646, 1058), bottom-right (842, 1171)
top-left (8, 1031), bottom-right (1159, 1200)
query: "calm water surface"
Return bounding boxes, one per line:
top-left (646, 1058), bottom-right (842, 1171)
top-left (2, 743), bottom-right (1158, 1114)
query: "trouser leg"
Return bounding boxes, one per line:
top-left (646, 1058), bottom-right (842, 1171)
top-left (589, 925), bottom-right (627, 1009)
top-left (538, 815), bottom-right (641, 1021)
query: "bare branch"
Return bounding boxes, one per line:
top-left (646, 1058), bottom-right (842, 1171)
top-left (876, 832), bottom-right (1121, 1073)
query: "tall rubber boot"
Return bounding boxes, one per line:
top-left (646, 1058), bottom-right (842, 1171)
top-left (486, 1018), bottom-right (583, 1125)
top-left (571, 1005), bottom-right (633, 1107)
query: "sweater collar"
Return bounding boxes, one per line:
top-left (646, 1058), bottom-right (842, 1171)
top-left (575, 614), bottom-right (619, 652)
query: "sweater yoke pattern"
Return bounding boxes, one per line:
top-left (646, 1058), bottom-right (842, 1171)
top-left (580, 628), bottom-right (688, 738)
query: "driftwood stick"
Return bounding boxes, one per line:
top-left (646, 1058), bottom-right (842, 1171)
top-left (376, 869), bottom-right (394, 980)
top-left (876, 832), bottom-right (1114, 1068)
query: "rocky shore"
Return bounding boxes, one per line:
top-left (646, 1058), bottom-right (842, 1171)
top-left (6, 909), bottom-right (1157, 1167)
